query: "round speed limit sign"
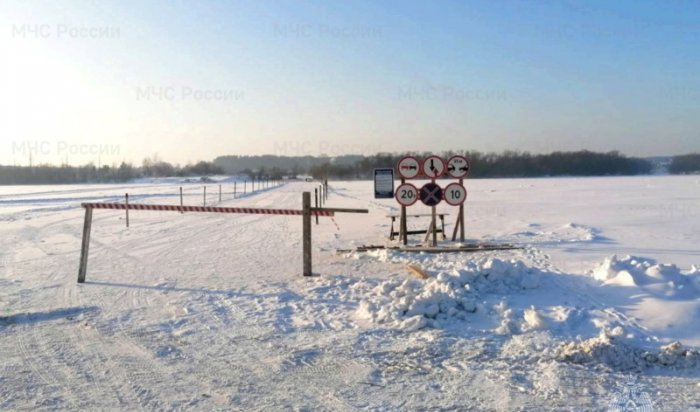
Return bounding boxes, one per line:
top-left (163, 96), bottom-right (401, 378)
top-left (395, 183), bottom-right (419, 206)
top-left (443, 183), bottom-right (467, 206)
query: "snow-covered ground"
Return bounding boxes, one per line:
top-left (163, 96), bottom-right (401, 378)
top-left (1, 176), bottom-right (699, 410)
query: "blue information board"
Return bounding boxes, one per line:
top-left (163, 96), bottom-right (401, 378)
top-left (374, 168), bottom-right (394, 199)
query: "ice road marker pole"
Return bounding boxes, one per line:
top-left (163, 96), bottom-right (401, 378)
top-left (77, 206), bottom-right (93, 283)
top-left (303, 191), bottom-right (312, 276)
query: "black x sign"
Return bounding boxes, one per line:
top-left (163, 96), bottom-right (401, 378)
top-left (420, 183), bottom-right (442, 206)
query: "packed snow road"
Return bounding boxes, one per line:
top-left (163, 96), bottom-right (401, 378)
top-left (1, 176), bottom-right (699, 410)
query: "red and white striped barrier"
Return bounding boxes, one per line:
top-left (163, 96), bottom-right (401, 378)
top-left (81, 202), bottom-right (334, 216)
top-left (77, 191), bottom-right (368, 283)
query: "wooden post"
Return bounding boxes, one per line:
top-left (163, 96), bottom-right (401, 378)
top-left (125, 193), bottom-right (130, 228)
top-left (452, 207), bottom-right (462, 241)
top-left (459, 178), bottom-right (465, 242)
top-left (219, 184), bottom-right (222, 202)
top-left (401, 178), bottom-right (408, 245)
top-left (314, 189), bottom-right (319, 225)
top-left (180, 187), bottom-right (184, 213)
top-left (431, 206), bottom-right (437, 247)
top-left (77, 206), bottom-right (93, 283)
top-left (203, 186), bottom-right (207, 206)
top-left (302, 192), bottom-right (312, 276)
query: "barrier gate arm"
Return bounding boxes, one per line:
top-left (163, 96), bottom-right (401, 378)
top-left (77, 192), bottom-right (368, 283)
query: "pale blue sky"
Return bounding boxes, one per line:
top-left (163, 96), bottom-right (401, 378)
top-left (1, 0), bottom-right (699, 166)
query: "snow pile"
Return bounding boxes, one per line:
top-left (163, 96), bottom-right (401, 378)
top-left (355, 257), bottom-right (542, 331)
top-left (592, 255), bottom-right (700, 298)
top-left (556, 329), bottom-right (700, 371)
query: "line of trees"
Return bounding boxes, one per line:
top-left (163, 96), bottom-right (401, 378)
top-left (0, 157), bottom-right (223, 185)
top-left (669, 153), bottom-right (700, 174)
top-left (307, 150), bottom-right (654, 179)
top-left (6, 149), bottom-right (696, 185)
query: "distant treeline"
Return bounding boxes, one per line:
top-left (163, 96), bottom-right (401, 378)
top-left (669, 153), bottom-right (700, 174)
top-left (215, 150), bottom-right (654, 179)
top-left (0, 158), bottom-right (223, 185)
top-left (2, 150), bottom-right (697, 185)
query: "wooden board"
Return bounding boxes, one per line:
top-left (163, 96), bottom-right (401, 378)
top-left (406, 264), bottom-right (429, 280)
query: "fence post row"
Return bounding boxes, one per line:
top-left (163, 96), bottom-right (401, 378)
top-left (315, 188), bottom-right (321, 225)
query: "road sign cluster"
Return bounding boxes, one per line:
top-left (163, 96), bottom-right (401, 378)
top-left (395, 155), bottom-right (469, 207)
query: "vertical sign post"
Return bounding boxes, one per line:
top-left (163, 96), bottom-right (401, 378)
top-left (421, 156), bottom-right (445, 247)
top-left (446, 155), bottom-right (470, 242)
top-left (396, 156), bottom-right (420, 246)
top-left (445, 182), bottom-right (468, 241)
top-left (125, 193), bottom-right (130, 228)
top-left (459, 179), bottom-right (465, 241)
top-left (401, 178), bottom-right (408, 245)
top-left (302, 192), bottom-right (312, 276)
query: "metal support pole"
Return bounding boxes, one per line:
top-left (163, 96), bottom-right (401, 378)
top-left (203, 186), bottom-right (207, 206)
top-left (180, 187), bottom-right (184, 213)
top-left (302, 192), bottom-right (312, 276)
top-left (234, 182), bottom-right (237, 199)
top-left (125, 193), bottom-right (130, 228)
top-left (77, 207), bottom-right (93, 283)
top-left (314, 189), bottom-right (319, 225)
top-left (252, 177), bottom-right (255, 192)
top-left (244, 180), bottom-right (247, 195)
top-left (219, 184), bottom-right (222, 202)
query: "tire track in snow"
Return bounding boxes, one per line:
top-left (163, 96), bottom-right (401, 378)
top-left (7, 220), bottom-right (122, 409)
top-left (18, 214), bottom-right (188, 409)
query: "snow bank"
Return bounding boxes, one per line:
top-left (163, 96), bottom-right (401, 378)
top-left (592, 255), bottom-right (700, 298)
top-left (556, 329), bottom-right (700, 371)
top-left (355, 257), bottom-right (542, 331)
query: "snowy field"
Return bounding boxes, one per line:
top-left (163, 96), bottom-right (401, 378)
top-left (1, 176), bottom-right (699, 411)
